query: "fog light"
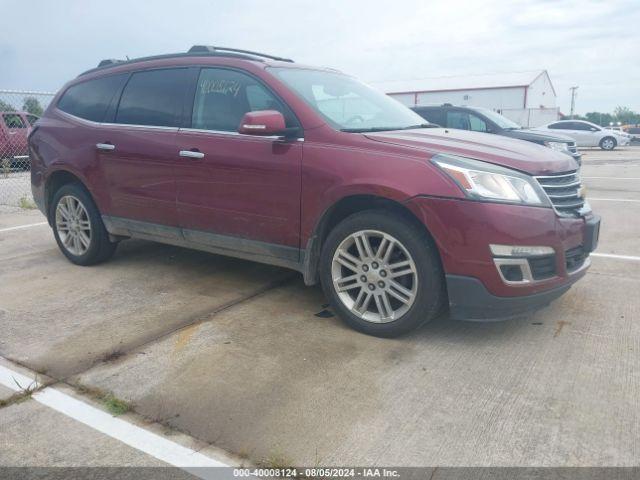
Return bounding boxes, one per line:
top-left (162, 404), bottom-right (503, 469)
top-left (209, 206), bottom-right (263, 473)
top-left (490, 244), bottom-right (554, 258)
top-left (499, 264), bottom-right (524, 282)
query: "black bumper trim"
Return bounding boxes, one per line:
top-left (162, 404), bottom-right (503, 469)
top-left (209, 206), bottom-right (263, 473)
top-left (446, 273), bottom-right (584, 322)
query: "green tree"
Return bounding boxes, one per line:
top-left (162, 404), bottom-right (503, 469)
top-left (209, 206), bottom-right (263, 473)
top-left (22, 96), bottom-right (44, 116)
top-left (585, 112), bottom-right (614, 126)
top-left (613, 106), bottom-right (640, 125)
top-left (0, 99), bottom-right (15, 111)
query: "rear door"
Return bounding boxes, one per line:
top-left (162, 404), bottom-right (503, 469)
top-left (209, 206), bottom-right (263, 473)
top-left (175, 67), bottom-right (303, 253)
top-left (101, 68), bottom-right (191, 230)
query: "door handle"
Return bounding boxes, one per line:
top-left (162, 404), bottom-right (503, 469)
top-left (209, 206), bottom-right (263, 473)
top-left (179, 150), bottom-right (205, 159)
top-left (96, 143), bottom-right (115, 151)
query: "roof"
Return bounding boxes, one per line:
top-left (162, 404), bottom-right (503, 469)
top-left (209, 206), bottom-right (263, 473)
top-left (371, 70), bottom-right (550, 94)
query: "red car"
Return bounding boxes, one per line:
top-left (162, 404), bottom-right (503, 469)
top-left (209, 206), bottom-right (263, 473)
top-left (1, 111), bottom-right (37, 167)
top-left (29, 46), bottom-right (600, 337)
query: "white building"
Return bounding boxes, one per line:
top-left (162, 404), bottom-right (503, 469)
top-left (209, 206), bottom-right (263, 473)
top-left (372, 70), bottom-right (559, 127)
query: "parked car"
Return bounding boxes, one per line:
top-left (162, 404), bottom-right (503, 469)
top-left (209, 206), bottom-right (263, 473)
top-left (0, 111), bottom-right (36, 168)
top-left (411, 104), bottom-right (582, 164)
top-left (29, 46), bottom-right (600, 337)
top-left (625, 127), bottom-right (640, 142)
top-left (534, 120), bottom-right (630, 150)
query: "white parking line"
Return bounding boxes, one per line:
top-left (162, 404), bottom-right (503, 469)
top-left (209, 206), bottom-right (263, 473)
top-left (0, 221), bottom-right (48, 233)
top-left (589, 197), bottom-right (640, 203)
top-left (583, 176), bottom-right (640, 180)
top-left (592, 253), bottom-right (640, 262)
top-left (0, 362), bottom-right (229, 477)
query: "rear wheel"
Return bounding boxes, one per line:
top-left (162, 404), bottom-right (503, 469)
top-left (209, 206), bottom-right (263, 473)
top-left (320, 211), bottom-right (445, 337)
top-left (51, 183), bottom-right (117, 265)
top-left (599, 137), bottom-right (616, 150)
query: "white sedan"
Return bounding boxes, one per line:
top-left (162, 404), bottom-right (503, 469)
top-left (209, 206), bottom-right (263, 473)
top-left (533, 120), bottom-right (631, 150)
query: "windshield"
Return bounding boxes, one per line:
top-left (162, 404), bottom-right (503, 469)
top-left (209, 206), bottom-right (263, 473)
top-left (470, 107), bottom-right (521, 129)
top-left (270, 68), bottom-right (428, 132)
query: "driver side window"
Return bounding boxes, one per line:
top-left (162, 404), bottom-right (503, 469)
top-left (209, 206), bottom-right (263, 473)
top-left (446, 111), bottom-right (470, 130)
top-left (468, 114), bottom-right (488, 132)
top-left (191, 68), bottom-right (296, 132)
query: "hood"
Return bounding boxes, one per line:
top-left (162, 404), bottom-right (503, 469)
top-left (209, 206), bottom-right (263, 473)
top-left (364, 128), bottom-right (578, 176)
top-left (502, 128), bottom-right (575, 144)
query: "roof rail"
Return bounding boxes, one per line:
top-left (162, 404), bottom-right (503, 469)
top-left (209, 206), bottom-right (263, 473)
top-left (97, 59), bottom-right (125, 67)
top-left (188, 45), bottom-right (294, 63)
top-left (79, 46), bottom-right (293, 77)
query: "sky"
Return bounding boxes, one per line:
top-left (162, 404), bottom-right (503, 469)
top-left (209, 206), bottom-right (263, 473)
top-left (1, 0), bottom-right (637, 114)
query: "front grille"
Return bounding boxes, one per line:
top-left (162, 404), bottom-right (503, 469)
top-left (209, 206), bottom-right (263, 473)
top-left (529, 254), bottom-right (557, 280)
top-left (535, 170), bottom-right (585, 217)
top-left (565, 245), bottom-right (586, 272)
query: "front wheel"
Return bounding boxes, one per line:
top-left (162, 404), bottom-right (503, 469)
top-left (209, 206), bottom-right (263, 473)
top-left (599, 137), bottom-right (616, 150)
top-left (320, 211), bottom-right (445, 337)
top-left (51, 183), bottom-right (117, 265)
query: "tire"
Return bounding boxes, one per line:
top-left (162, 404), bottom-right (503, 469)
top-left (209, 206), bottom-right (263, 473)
top-left (50, 183), bottom-right (117, 265)
top-left (599, 137), bottom-right (616, 151)
top-left (319, 210), bottom-right (445, 337)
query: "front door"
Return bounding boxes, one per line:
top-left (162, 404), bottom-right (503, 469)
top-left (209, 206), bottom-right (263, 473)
top-left (175, 67), bottom-right (303, 257)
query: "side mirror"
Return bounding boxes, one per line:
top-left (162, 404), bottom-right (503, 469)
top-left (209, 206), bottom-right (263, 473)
top-left (238, 110), bottom-right (286, 136)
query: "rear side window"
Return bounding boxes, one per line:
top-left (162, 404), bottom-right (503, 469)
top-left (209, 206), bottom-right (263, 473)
top-left (413, 108), bottom-right (442, 125)
top-left (548, 122), bottom-right (569, 130)
top-left (58, 74), bottom-right (127, 122)
top-left (115, 69), bottom-right (189, 127)
top-left (191, 68), bottom-right (296, 132)
top-left (2, 114), bottom-right (26, 128)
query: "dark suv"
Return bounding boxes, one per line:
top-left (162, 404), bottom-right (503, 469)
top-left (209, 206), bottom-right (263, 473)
top-left (29, 46), bottom-right (600, 337)
top-left (412, 104), bottom-right (582, 164)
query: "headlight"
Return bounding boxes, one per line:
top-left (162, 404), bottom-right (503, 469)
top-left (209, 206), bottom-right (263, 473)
top-left (545, 141), bottom-right (569, 152)
top-left (432, 154), bottom-right (550, 206)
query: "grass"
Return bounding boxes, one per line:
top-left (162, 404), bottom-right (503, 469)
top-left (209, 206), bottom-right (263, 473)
top-left (0, 375), bottom-right (40, 409)
top-left (0, 390), bottom-right (33, 408)
top-left (75, 383), bottom-right (132, 416)
top-left (1, 160), bottom-right (10, 178)
top-left (258, 452), bottom-right (295, 469)
top-left (18, 195), bottom-right (37, 210)
top-left (102, 394), bottom-right (132, 416)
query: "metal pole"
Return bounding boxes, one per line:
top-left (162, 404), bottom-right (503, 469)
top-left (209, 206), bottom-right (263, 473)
top-left (569, 86), bottom-right (579, 119)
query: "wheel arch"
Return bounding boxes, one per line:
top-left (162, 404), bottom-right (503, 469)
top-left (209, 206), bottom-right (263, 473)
top-left (301, 194), bottom-right (440, 286)
top-left (44, 169), bottom-right (92, 224)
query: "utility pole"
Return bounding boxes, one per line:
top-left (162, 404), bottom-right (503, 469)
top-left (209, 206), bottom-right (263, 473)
top-left (569, 86), bottom-right (579, 119)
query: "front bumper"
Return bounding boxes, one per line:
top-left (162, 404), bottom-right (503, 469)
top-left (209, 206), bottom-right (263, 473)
top-left (446, 259), bottom-right (588, 321)
top-left (405, 196), bottom-right (598, 320)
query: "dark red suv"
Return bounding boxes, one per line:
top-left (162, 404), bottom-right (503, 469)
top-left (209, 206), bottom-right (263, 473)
top-left (29, 46), bottom-right (600, 337)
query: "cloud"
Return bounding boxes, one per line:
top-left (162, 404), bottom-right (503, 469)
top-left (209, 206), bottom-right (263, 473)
top-left (0, 0), bottom-right (637, 113)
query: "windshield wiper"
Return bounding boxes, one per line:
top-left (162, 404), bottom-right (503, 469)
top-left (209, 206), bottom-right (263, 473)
top-left (340, 126), bottom-right (403, 133)
top-left (340, 123), bottom-right (435, 133)
top-left (401, 123), bottom-right (438, 130)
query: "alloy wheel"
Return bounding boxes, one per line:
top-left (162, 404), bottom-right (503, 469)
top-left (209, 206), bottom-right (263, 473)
top-left (331, 230), bottom-right (418, 323)
top-left (55, 195), bottom-right (92, 256)
top-left (602, 139), bottom-right (615, 150)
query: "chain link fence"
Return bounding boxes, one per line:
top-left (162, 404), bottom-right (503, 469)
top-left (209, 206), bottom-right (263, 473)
top-left (0, 89), bottom-right (55, 207)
